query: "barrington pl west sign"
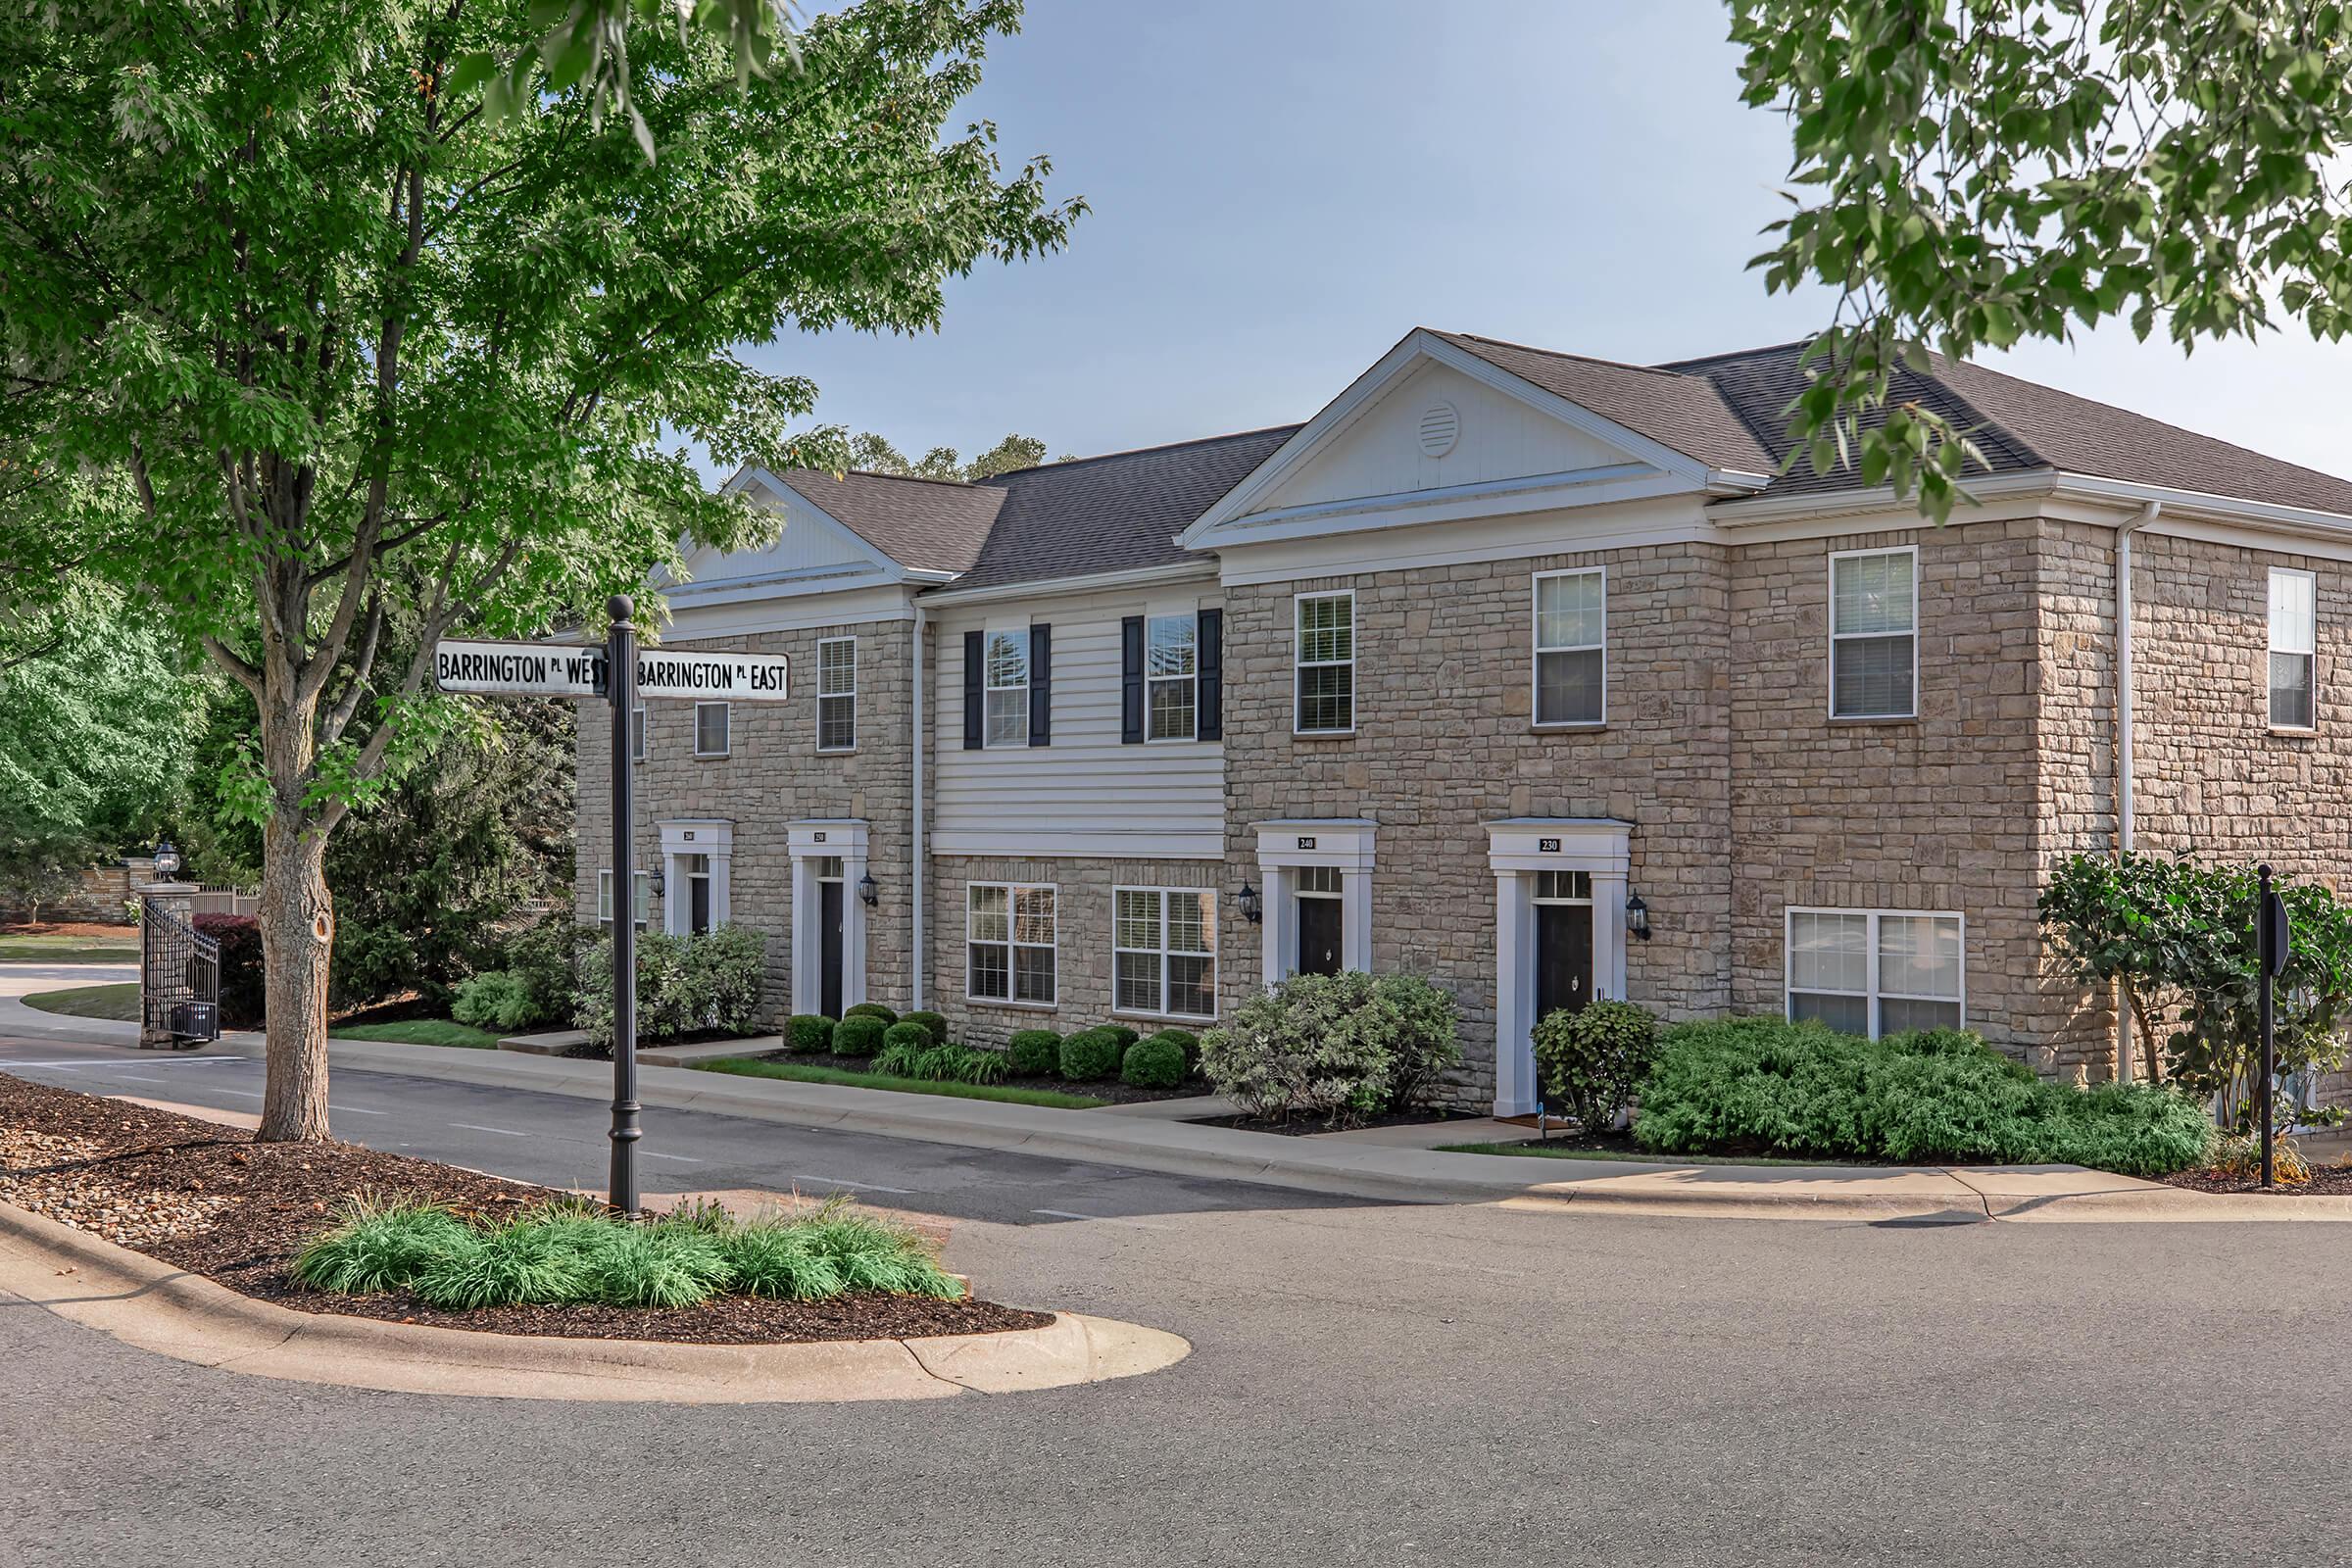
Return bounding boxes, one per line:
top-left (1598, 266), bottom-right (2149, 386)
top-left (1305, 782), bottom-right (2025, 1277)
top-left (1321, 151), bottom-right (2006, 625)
top-left (432, 639), bottom-right (790, 702)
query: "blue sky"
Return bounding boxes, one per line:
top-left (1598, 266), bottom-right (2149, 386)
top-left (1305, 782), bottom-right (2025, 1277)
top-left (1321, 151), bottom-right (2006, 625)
top-left (749, 0), bottom-right (2352, 480)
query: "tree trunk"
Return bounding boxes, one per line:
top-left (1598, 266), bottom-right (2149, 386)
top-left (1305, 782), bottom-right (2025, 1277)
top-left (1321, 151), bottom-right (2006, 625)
top-left (257, 810), bottom-right (334, 1141)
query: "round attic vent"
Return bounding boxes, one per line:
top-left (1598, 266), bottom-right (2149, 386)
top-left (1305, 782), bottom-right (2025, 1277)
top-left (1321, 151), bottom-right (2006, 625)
top-left (1417, 401), bottom-right (1460, 458)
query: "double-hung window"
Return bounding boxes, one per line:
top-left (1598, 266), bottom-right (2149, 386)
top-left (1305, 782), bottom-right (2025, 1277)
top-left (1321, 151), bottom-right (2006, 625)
top-left (1113, 888), bottom-right (1217, 1018)
top-left (1147, 614), bottom-right (1199, 741)
top-left (1786, 908), bottom-right (1962, 1037)
top-left (967, 883), bottom-right (1055, 1004)
top-left (693, 702), bottom-right (730, 758)
top-left (1534, 568), bottom-right (1605, 726)
top-left (1296, 591), bottom-right (1354, 733)
top-left (1830, 547), bottom-right (1917, 718)
top-left (984, 629), bottom-right (1029, 747)
top-left (2269, 568), bottom-right (2317, 730)
top-left (597, 869), bottom-right (652, 929)
top-left (817, 636), bottom-right (857, 752)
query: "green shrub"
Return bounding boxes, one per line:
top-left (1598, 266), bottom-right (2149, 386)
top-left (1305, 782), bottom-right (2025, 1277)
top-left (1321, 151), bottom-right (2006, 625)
top-left (1368, 972), bottom-right (1463, 1110)
top-left (1532, 999), bottom-right (1659, 1132)
top-left (1632, 1017), bottom-right (2215, 1175)
top-left (292, 1195), bottom-right (476, 1295)
top-left (874, 1042), bottom-right (1012, 1086)
top-left (192, 913), bottom-right (265, 1028)
top-left (1145, 1028), bottom-right (1200, 1069)
top-left (502, 919), bottom-right (592, 1030)
top-left (574, 926), bottom-right (765, 1051)
top-left (1101, 1025), bottom-right (1141, 1052)
top-left (1120, 1036), bottom-right (1188, 1090)
top-left (678, 923), bottom-right (765, 1035)
top-left (1058, 1028), bottom-right (1123, 1082)
top-left (832, 1013), bottom-right (887, 1057)
top-left (1006, 1028), bottom-right (1061, 1075)
top-left (842, 1002), bottom-right (898, 1025)
top-left (451, 970), bottom-right (536, 1033)
top-left (786, 1014), bottom-right (835, 1054)
top-left (903, 1009), bottom-right (950, 1045)
top-left (881, 1020), bottom-right (933, 1056)
top-left (1198, 970), bottom-right (1462, 1125)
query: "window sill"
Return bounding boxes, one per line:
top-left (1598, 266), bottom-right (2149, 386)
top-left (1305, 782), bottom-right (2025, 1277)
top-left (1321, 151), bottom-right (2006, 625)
top-left (1826, 714), bottom-right (1918, 727)
top-left (2269, 725), bottom-right (2319, 738)
top-left (1531, 721), bottom-right (1606, 734)
top-left (1292, 728), bottom-right (1356, 740)
top-left (816, 747), bottom-right (858, 757)
top-left (692, 752), bottom-right (731, 760)
top-left (962, 997), bottom-right (1058, 1013)
top-left (1110, 1009), bottom-right (1217, 1028)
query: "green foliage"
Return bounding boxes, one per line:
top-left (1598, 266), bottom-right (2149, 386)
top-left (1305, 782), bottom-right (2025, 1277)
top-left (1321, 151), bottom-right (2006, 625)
top-left (1005, 1028), bottom-right (1062, 1076)
top-left (451, 971), bottom-right (536, 1033)
top-left (1632, 1017), bottom-right (2214, 1176)
top-left (879, 1022), bottom-right (935, 1060)
top-left (1199, 970), bottom-right (1463, 1126)
top-left (1119, 1036), bottom-right (1188, 1090)
top-left (786, 1014), bottom-right (837, 1054)
top-left (831, 1013), bottom-right (888, 1058)
top-left (1057, 1028), bottom-right (1124, 1083)
top-left (293, 1195), bottom-right (963, 1310)
top-left (678, 924), bottom-right (766, 1036)
top-left (1731, 3), bottom-right (2352, 523)
top-left (848, 431), bottom-right (1059, 481)
top-left (1100, 1025), bottom-right (1141, 1052)
top-left (576, 926), bottom-right (766, 1051)
top-left (1144, 1028), bottom-right (1200, 1069)
top-left (699, 1055), bottom-right (1105, 1109)
top-left (193, 914), bottom-right (266, 1029)
top-left (1532, 1000), bottom-right (1660, 1132)
top-left (500, 919), bottom-right (592, 1031)
top-left (872, 1040), bottom-right (1012, 1085)
top-left (842, 1003), bottom-right (899, 1025)
top-left (902, 1009), bottom-right (951, 1045)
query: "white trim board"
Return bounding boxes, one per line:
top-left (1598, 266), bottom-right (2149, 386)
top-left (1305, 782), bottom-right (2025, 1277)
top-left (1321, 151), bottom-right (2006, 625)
top-left (928, 830), bottom-right (1225, 861)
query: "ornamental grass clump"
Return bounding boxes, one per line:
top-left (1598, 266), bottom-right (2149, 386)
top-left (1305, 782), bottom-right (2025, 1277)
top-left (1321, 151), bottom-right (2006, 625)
top-left (291, 1193), bottom-right (476, 1296)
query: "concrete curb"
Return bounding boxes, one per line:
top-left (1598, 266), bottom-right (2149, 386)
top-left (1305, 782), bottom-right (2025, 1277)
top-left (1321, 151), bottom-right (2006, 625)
top-left (0, 1202), bottom-right (1191, 1402)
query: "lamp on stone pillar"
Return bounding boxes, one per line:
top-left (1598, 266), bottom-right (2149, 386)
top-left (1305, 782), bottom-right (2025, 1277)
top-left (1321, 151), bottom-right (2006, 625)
top-left (152, 840), bottom-right (181, 880)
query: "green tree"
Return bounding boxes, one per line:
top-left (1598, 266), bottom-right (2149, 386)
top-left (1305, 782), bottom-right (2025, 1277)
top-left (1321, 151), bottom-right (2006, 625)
top-left (0, 1), bottom-right (1078, 1139)
top-left (1730, 1), bottom-right (2352, 519)
top-left (848, 430), bottom-right (1055, 480)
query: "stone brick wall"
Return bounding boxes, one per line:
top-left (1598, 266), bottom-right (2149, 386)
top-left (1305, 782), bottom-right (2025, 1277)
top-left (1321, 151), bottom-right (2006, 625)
top-left (925, 854), bottom-right (1226, 1049)
top-left (1218, 544), bottom-right (1736, 1108)
top-left (575, 612), bottom-right (919, 1026)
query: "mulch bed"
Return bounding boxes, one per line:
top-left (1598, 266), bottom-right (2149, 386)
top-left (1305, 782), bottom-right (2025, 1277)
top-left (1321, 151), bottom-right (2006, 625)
top-left (1191, 1106), bottom-right (1487, 1138)
top-left (1, 920), bottom-right (137, 939)
top-left (749, 1048), bottom-right (1210, 1106)
top-left (0, 1072), bottom-right (1050, 1346)
top-left (2162, 1158), bottom-right (2352, 1196)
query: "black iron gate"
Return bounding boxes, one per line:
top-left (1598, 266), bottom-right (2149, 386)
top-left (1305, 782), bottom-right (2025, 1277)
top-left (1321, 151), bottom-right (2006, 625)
top-left (141, 896), bottom-right (220, 1044)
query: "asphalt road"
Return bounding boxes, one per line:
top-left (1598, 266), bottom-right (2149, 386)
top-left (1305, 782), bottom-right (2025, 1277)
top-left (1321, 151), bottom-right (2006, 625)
top-left (2, 1033), bottom-right (2342, 1568)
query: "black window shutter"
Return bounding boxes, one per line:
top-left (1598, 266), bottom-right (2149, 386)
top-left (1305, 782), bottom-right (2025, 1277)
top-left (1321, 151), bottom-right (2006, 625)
top-left (961, 630), bottom-right (983, 750)
top-left (1028, 624), bottom-right (1052, 746)
top-left (1197, 609), bottom-right (1223, 741)
top-left (1120, 615), bottom-right (1146, 744)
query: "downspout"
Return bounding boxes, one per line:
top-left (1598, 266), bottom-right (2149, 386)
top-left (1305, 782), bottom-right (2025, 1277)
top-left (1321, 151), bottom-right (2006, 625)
top-left (2112, 500), bottom-right (2161, 1079)
top-left (910, 600), bottom-right (927, 1012)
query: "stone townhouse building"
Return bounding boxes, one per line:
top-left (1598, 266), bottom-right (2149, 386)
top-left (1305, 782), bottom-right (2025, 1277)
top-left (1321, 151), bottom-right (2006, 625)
top-left (577, 325), bottom-right (2352, 1112)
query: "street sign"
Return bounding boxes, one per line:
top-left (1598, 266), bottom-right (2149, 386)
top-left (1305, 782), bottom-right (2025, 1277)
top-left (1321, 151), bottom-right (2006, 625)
top-left (432, 639), bottom-right (790, 703)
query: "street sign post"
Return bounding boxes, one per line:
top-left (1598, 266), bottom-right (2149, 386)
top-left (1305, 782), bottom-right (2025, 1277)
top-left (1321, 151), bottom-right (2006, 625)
top-left (434, 614), bottom-right (790, 1210)
top-left (2256, 863), bottom-right (2291, 1191)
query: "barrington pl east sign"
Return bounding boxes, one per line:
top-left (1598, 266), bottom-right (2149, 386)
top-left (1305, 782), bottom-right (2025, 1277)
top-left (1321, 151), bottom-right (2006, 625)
top-left (432, 639), bottom-right (790, 702)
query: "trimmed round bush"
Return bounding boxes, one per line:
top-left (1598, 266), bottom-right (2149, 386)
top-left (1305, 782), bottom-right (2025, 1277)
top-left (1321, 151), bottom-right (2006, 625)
top-left (902, 1009), bottom-right (950, 1045)
top-left (1532, 999), bottom-right (1658, 1132)
top-left (832, 1013), bottom-right (888, 1057)
top-left (1058, 1027), bottom-right (1123, 1083)
top-left (785, 1014), bottom-right (835, 1054)
top-left (842, 1002), bottom-right (898, 1025)
top-left (1120, 1036), bottom-right (1187, 1090)
top-left (1101, 1025), bottom-right (1141, 1052)
top-left (881, 1020), bottom-right (932, 1055)
top-left (1145, 1028), bottom-right (1200, 1069)
top-left (1006, 1028), bottom-right (1061, 1076)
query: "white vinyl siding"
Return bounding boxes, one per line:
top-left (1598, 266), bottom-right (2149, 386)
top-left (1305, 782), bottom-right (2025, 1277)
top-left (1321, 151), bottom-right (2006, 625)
top-left (984, 628), bottom-right (1029, 748)
top-left (693, 702), bottom-right (730, 758)
top-left (1113, 887), bottom-right (1217, 1019)
top-left (1786, 908), bottom-right (1962, 1038)
top-left (817, 636), bottom-right (857, 752)
top-left (1295, 591), bottom-right (1354, 733)
top-left (597, 869), bottom-right (652, 929)
top-left (967, 882), bottom-right (1056, 1006)
top-left (2269, 567), bottom-right (2317, 730)
top-left (1533, 567), bottom-right (1604, 726)
top-left (1147, 614), bottom-right (1198, 742)
top-left (1830, 548), bottom-right (1917, 718)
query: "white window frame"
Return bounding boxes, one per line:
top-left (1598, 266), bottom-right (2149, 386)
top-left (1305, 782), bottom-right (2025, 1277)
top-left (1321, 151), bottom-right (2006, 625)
top-left (1112, 886), bottom-right (1219, 1021)
top-left (597, 869), bottom-right (653, 930)
top-left (965, 881), bottom-right (1057, 1007)
top-left (692, 701), bottom-right (731, 759)
top-left (1783, 906), bottom-right (1964, 1039)
top-left (1828, 546), bottom-right (1920, 720)
top-left (816, 635), bottom-right (858, 753)
top-left (1294, 589), bottom-right (1356, 736)
top-left (1145, 612), bottom-right (1200, 744)
top-left (983, 627), bottom-right (1030, 749)
top-left (2268, 566), bottom-right (2318, 732)
top-left (1531, 566), bottom-right (1606, 728)
top-left (629, 704), bottom-right (647, 763)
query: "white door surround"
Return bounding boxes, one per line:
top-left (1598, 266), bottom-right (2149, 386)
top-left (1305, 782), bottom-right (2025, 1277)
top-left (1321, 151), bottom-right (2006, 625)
top-left (1251, 818), bottom-right (1376, 983)
top-left (1487, 817), bottom-right (1632, 1117)
top-left (788, 818), bottom-right (869, 1016)
top-left (658, 819), bottom-right (733, 937)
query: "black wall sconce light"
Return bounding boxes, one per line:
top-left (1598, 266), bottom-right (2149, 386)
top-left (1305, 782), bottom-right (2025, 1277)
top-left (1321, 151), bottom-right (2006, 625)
top-left (1238, 883), bottom-right (1262, 924)
top-left (858, 871), bottom-right (879, 907)
top-left (647, 865), bottom-right (666, 898)
top-left (1625, 891), bottom-right (1651, 941)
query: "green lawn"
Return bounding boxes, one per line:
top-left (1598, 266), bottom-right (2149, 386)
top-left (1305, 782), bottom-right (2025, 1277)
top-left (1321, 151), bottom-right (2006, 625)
top-left (697, 1055), bottom-right (1107, 1109)
top-left (1439, 1139), bottom-right (1877, 1168)
top-left (22, 981), bottom-right (141, 1020)
top-left (0, 935), bottom-right (139, 964)
top-left (330, 1019), bottom-right (502, 1050)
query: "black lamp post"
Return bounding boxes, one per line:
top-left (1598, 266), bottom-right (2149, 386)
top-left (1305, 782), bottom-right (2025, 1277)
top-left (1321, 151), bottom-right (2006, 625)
top-left (1625, 891), bottom-right (1650, 941)
top-left (152, 840), bottom-right (181, 880)
top-left (1238, 883), bottom-right (1261, 924)
top-left (858, 870), bottom-right (879, 907)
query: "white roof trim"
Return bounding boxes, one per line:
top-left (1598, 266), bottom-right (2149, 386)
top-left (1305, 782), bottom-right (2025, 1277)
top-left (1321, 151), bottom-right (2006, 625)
top-left (1180, 329), bottom-right (1765, 548)
top-left (919, 560), bottom-right (1214, 609)
top-left (1704, 466), bottom-right (2352, 543)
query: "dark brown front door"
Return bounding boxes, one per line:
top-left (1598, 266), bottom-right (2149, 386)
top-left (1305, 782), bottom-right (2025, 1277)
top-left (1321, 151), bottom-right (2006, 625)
top-left (819, 879), bottom-right (845, 1019)
top-left (1536, 903), bottom-right (1592, 1022)
top-left (1298, 896), bottom-right (1343, 976)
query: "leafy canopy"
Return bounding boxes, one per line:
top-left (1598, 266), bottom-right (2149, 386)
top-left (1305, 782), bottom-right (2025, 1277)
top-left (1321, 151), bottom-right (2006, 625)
top-left (1730, 1), bottom-right (2352, 518)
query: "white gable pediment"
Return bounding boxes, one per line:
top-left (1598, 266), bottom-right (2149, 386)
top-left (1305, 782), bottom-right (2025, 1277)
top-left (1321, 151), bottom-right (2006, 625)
top-left (668, 469), bottom-right (903, 603)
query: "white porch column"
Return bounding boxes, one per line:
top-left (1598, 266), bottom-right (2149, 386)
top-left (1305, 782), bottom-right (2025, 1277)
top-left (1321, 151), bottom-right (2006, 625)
top-left (1484, 818), bottom-right (1635, 1120)
top-left (1258, 863), bottom-right (1297, 989)
top-left (1492, 869), bottom-right (1537, 1116)
top-left (787, 818), bottom-right (868, 1016)
top-left (1251, 819), bottom-right (1379, 985)
top-left (657, 819), bottom-right (733, 937)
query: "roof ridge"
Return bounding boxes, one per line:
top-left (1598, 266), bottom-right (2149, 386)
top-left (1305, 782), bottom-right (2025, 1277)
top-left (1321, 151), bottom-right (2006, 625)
top-left (982, 422), bottom-right (1304, 483)
top-left (1435, 329), bottom-right (1702, 383)
top-left (792, 466), bottom-right (988, 493)
top-left (1651, 338), bottom-right (1817, 370)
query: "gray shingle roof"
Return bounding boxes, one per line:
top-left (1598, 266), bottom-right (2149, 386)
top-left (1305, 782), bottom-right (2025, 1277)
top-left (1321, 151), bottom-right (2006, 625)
top-left (768, 467), bottom-right (1004, 574)
top-left (1432, 331), bottom-right (1778, 476)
